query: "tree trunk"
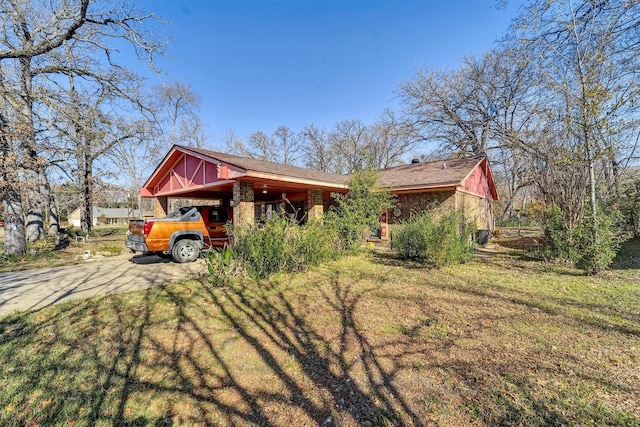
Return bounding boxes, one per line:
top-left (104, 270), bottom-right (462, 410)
top-left (0, 124), bottom-right (27, 255)
top-left (0, 65), bottom-right (27, 256)
top-left (19, 56), bottom-right (45, 242)
top-left (25, 188), bottom-right (45, 242)
top-left (79, 146), bottom-right (94, 233)
top-left (41, 169), bottom-right (60, 236)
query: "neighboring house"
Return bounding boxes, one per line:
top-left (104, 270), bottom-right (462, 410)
top-left (69, 207), bottom-right (143, 227)
top-left (139, 145), bottom-right (499, 243)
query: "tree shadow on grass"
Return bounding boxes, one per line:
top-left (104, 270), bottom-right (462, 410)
top-left (199, 274), bottom-right (423, 425)
top-left (0, 266), bottom-right (426, 425)
top-left (1, 255), bottom-right (637, 426)
top-left (433, 268), bottom-right (640, 338)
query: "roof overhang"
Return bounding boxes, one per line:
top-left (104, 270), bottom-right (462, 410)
top-left (140, 145), bottom-right (348, 199)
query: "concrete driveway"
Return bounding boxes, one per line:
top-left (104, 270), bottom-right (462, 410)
top-left (0, 254), bottom-right (207, 318)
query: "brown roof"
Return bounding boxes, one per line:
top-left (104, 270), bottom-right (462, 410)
top-left (179, 145), bottom-right (350, 185)
top-left (378, 156), bottom-right (485, 190)
top-left (154, 145), bottom-right (493, 197)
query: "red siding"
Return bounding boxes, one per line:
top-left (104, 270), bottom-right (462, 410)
top-left (149, 154), bottom-right (227, 196)
top-left (463, 161), bottom-right (496, 200)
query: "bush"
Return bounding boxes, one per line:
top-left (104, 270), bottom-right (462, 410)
top-left (324, 170), bottom-right (394, 251)
top-left (573, 209), bottom-right (619, 275)
top-left (206, 245), bottom-right (239, 285)
top-left (542, 204), bottom-right (620, 274)
top-left (226, 216), bottom-right (338, 280)
top-left (212, 170), bottom-right (392, 280)
top-left (618, 176), bottom-right (640, 237)
top-left (543, 204), bottom-right (576, 260)
top-left (393, 210), bottom-right (476, 267)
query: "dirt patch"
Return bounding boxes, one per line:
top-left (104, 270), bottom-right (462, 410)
top-left (492, 226), bottom-right (545, 251)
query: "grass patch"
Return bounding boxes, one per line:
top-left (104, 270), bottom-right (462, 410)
top-left (0, 226), bottom-right (128, 272)
top-left (0, 242), bottom-right (639, 425)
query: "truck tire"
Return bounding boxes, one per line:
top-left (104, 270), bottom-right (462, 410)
top-left (172, 239), bottom-right (199, 263)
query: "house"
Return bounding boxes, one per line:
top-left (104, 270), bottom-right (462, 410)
top-left (69, 207), bottom-right (143, 227)
top-left (139, 145), bottom-right (499, 242)
top-left (377, 156), bottom-right (498, 240)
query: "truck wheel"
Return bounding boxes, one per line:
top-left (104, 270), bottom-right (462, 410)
top-left (172, 239), bottom-right (199, 263)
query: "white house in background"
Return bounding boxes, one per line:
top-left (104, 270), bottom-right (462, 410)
top-left (69, 207), bottom-right (143, 227)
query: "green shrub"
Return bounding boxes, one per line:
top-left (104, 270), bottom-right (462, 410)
top-left (226, 216), bottom-right (338, 280)
top-left (324, 170), bottom-right (394, 251)
top-left (542, 204), bottom-right (576, 260)
top-left (206, 245), bottom-right (239, 285)
top-left (573, 209), bottom-right (619, 275)
top-left (542, 204), bottom-right (620, 274)
top-left (393, 210), bottom-right (476, 266)
top-left (290, 219), bottom-right (339, 267)
top-left (618, 176), bottom-right (640, 237)
top-left (214, 170), bottom-right (392, 280)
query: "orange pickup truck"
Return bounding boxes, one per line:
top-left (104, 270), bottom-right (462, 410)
top-left (126, 205), bottom-right (231, 263)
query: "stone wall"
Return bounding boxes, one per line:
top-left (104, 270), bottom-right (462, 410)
top-left (389, 190), bottom-right (456, 225)
top-left (306, 189), bottom-right (324, 221)
top-left (153, 196), bottom-right (168, 218)
top-left (386, 189), bottom-right (494, 240)
top-left (233, 181), bottom-right (255, 226)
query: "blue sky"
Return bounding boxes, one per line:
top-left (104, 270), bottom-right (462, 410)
top-left (136, 0), bottom-right (523, 145)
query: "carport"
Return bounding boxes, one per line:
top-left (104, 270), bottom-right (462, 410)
top-left (139, 145), bottom-right (350, 225)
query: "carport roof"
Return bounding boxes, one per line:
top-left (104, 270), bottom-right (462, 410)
top-left (185, 146), bottom-right (350, 185)
top-left (140, 145), bottom-right (350, 198)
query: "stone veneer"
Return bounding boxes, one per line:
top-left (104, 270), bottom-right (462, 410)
top-left (153, 196), bottom-right (168, 217)
top-left (233, 181), bottom-right (255, 226)
top-left (389, 190), bottom-right (456, 224)
top-left (306, 189), bottom-right (324, 221)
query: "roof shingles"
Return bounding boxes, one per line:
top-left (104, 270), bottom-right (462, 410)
top-left (175, 145), bottom-right (486, 192)
top-left (180, 145), bottom-right (350, 185)
top-left (378, 157), bottom-right (484, 189)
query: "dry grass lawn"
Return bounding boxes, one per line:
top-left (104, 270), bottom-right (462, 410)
top-left (0, 230), bottom-right (639, 426)
top-left (0, 226), bottom-right (127, 272)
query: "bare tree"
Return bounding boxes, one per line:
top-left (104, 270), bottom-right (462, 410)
top-left (301, 124), bottom-right (333, 172)
top-left (155, 82), bottom-right (201, 146)
top-left (227, 126), bottom-right (302, 165)
top-left (399, 48), bottom-right (559, 222)
top-left (329, 119), bottom-right (372, 173)
top-left (105, 111), bottom-right (164, 216)
top-left (178, 115), bottom-right (211, 149)
top-left (510, 0), bottom-right (640, 227)
top-left (368, 110), bottom-right (420, 169)
top-left (273, 126), bottom-right (301, 165)
top-left (399, 59), bottom-right (496, 157)
top-left (52, 82), bottom-right (151, 233)
top-left (0, 0), bottom-right (164, 251)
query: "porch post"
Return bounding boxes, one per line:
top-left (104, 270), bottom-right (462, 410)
top-left (153, 196), bottom-right (168, 217)
top-left (307, 189), bottom-right (324, 221)
top-left (233, 181), bottom-right (255, 226)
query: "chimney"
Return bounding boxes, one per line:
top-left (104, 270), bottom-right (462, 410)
top-left (442, 163), bottom-right (447, 170)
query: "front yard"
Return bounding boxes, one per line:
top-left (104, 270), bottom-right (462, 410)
top-left (0, 233), bottom-right (638, 426)
top-left (0, 226), bottom-right (128, 272)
